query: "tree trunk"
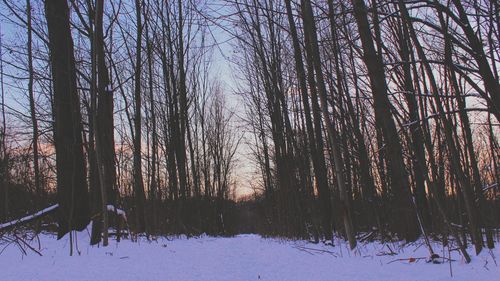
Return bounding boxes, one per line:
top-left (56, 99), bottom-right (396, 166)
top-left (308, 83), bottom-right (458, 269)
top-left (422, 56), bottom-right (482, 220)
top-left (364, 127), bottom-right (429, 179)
top-left (451, 0), bottom-right (500, 121)
top-left (301, 0), bottom-right (356, 248)
top-left (27, 0), bottom-right (42, 211)
top-left (398, 0), bottom-right (483, 254)
top-left (284, 0), bottom-right (333, 244)
top-left (44, 0), bottom-right (90, 238)
top-left (94, 0), bottom-right (116, 246)
top-left (352, 0), bottom-right (418, 242)
top-left (133, 0), bottom-right (147, 233)
top-left (0, 28), bottom-right (8, 221)
top-left (396, 5), bottom-right (430, 231)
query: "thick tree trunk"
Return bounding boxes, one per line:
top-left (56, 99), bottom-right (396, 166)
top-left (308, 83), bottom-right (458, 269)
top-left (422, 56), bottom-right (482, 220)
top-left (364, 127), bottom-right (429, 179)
top-left (438, 10), bottom-right (493, 250)
top-left (44, 0), bottom-right (90, 238)
top-left (301, 0), bottom-right (356, 248)
top-left (93, 0), bottom-right (116, 246)
top-left (352, 0), bottom-right (418, 242)
top-left (176, 0), bottom-right (189, 200)
top-left (145, 15), bottom-right (158, 232)
top-left (398, 0), bottom-right (483, 254)
top-left (396, 7), bottom-right (430, 231)
top-left (284, 0), bottom-right (333, 244)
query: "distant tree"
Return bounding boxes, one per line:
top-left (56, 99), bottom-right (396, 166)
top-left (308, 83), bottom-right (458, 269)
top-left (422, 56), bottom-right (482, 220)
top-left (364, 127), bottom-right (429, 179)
top-left (133, 0), bottom-right (147, 234)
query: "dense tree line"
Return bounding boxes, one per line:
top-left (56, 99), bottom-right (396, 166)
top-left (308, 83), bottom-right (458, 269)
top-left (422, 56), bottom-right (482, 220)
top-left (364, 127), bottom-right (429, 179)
top-left (228, 0), bottom-right (499, 259)
top-left (0, 0), bottom-right (242, 239)
top-left (0, 0), bottom-right (498, 261)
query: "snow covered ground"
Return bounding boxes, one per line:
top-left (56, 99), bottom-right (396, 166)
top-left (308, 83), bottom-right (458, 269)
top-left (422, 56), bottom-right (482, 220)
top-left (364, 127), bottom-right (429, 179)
top-left (1, 230), bottom-right (498, 281)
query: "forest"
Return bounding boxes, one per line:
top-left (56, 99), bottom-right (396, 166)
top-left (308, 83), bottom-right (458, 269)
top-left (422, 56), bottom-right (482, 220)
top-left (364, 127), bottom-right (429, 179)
top-left (0, 0), bottom-right (498, 274)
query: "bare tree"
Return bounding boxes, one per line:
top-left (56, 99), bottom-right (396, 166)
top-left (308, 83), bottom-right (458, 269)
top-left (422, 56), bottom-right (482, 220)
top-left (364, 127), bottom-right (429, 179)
top-left (44, 0), bottom-right (90, 239)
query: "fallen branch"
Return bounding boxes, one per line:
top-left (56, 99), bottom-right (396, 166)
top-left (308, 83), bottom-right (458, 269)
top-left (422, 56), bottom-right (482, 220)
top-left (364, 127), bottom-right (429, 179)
top-left (292, 245), bottom-right (338, 257)
top-left (358, 231), bottom-right (377, 242)
top-left (0, 204), bottom-right (59, 232)
top-left (388, 257), bottom-right (427, 264)
top-left (482, 183), bottom-right (498, 193)
top-left (388, 255), bottom-right (456, 264)
top-left (13, 233), bottom-right (42, 256)
top-left (377, 244), bottom-right (397, 256)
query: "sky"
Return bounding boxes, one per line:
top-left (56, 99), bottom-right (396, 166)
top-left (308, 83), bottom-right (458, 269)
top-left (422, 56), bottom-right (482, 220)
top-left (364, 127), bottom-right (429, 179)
top-left (0, 0), bottom-right (259, 198)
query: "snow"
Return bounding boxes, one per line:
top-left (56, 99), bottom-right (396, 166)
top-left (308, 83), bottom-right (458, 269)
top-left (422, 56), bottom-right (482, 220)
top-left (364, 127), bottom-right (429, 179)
top-left (106, 205), bottom-right (127, 221)
top-left (0, 229), bottom-right (498, 281)
top-left (0, 204), bottom-right (59, 231)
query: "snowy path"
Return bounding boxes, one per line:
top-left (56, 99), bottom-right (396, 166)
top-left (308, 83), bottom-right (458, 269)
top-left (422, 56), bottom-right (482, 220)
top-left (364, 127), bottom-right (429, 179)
top-left (1, 231), bottom-right (498, 281)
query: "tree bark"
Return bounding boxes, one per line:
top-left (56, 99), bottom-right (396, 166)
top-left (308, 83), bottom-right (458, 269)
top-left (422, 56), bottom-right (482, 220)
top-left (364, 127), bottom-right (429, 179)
top-left (27, 0), bottom-right (42, 211)
top-left (352, 0), bottom-right (418, 242)
top-left (94, 0), bottom-right (116, 246)
top-left (301, 0), bottom-right (356, 248)
top-left (44, 0), bottom-right (90, 238)
top-left (133, 0), bottom-right (147, 233)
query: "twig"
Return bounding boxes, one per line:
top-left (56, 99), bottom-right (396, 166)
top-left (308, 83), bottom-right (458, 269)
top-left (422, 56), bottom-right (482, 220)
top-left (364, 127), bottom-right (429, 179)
top-left (387, 257), bottom-right (426, 264)
top-left (448, 245), bottom-right (453, 277)
top-left (293, 245), bottom-right (338, 257)
top-left (13, 233), bottom-right (42, 256)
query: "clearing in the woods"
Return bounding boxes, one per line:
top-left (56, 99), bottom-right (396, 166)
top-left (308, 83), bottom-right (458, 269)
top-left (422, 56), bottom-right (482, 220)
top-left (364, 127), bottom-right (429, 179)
top-left (1, 229), bottom-right (498, 281)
